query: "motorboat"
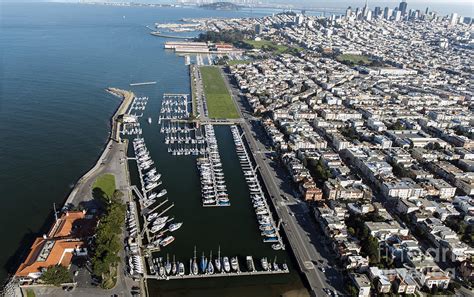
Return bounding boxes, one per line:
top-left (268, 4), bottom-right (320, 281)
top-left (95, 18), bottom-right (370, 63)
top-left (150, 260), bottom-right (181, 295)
top-left (152, 216), bottom-right (168, 225)
top-left (156, 189), bottom-right (167, 198)
top-left (246, 256), bottom-right (255, 272)
top-left (261, 257), bottom-right (269, 271)
top-left (169, 222), bottom-right (183, 232)
top-left (150, 223), bottom-right (166, 233)
top-left (222, 256), bottom-right (231, 273)
top-left (178, 262), bottom-right (185, 276)
top-left (145, 182), bottom-right (158, 191)
top-left (147, 212), bottom-right (158, 222)
top-left (160, 236), bottom-right (175, 247)
top-left (272, 243), bottom-right (283, 250)
top-left (230, 257), bottom-right (239, 272)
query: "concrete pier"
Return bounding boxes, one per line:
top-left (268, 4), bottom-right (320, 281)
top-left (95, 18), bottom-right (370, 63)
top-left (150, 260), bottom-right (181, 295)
top-left (106, 87), bottom-right (135, 142)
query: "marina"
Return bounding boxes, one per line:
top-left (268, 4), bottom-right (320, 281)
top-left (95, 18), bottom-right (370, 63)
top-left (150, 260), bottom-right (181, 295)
top-left (147, 246), bottom-right (289, 280)
top-left (198, 124), bottom-right (230, 207)
top-left (158, 93), bottom-right (206, 156)
top-left (2, 4), bottom-right (305, 297)
top-left (230, 126), bottom-right (285, 248)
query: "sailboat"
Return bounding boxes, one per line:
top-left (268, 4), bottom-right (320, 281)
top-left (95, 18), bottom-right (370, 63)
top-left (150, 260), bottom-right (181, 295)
top-left (165, 254), bottom-right (172, 275)
top-left (171, 255), bottom-right (177, 275)
top-left (207, 251), bottom-right (215, 275)
top-left (261, 257), bottom-right (269, 271)
top-left (215, 246), bottom-right (222, 272)
top-left (192, 246), bottom-right (199, 275)
top-left (272, 256), bottom-right (279, 271)
top-left (200, 252), bottom-right (208, 273)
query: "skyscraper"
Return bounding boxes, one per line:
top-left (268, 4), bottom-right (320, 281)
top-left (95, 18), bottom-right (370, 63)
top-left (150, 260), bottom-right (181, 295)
top-left (346, 6), bottom-right (352, 18)
top-left (399, 1), bottom-right (408, 15)
top-left (374, 7), bottom-right (381, 18)
top-left (450, 13), bottom-right (458, 26)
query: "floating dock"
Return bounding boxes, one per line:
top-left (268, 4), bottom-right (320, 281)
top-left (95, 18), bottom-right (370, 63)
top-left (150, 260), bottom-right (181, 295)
top-left (145, 268), bottom-right (289, 280)
top-left (130, 81), bottom-right (157, 86)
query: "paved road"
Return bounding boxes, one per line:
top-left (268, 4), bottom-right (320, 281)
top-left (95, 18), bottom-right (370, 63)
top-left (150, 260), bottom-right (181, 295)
top-left (221, 67), bottom-right (344, 297)
top-left (191, 64), bottom-right (208, 120)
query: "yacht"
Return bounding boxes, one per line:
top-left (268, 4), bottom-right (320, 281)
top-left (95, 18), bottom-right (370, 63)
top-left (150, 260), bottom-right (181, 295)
top-left (150, 223), bottom-right (166, 233)
top-left (222, 256), bottom-right (231, 273)
top-left (246, 256), bottom-right (255, 272)
top-left (169, 222), bottom-right (183, 232)
top-left (148, 192), bottom-right (158, 200)
top-left (261, 257), bottom-right (269, 271)
top-left (160, 236), bottom-right (175, 247)
top-left (178, 262), bottom-right (185, 276)
top-left (145, 182), bottom-right (158, 191)
top-left (152, 216), bottom-right (169, 225)
top-left (156, 189), bottom-right (167, 198)
top-left (272, 243), bottom-right (283, 250)
top-left (230, 257), bottom-right (239, 272)
top-left (145, 174), bottom-right (160, 183)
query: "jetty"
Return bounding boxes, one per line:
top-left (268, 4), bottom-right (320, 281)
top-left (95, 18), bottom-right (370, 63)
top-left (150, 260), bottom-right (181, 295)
top-left (106, 87), bottom-right (135, 142)
top-left (150, 31), bottom-right (191, 40)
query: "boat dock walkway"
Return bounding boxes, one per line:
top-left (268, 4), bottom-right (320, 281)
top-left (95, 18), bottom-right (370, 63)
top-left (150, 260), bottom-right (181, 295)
top-left (130, 81), bottom-right (157, 86)
top-left (145, 269), bottom-right (289, 280)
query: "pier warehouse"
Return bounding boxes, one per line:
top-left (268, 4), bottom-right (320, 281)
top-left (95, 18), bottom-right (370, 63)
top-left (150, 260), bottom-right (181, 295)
top-left (14, 211), bottom-right (95, 284)
top-left (164, 41), bottom-right (243, 54)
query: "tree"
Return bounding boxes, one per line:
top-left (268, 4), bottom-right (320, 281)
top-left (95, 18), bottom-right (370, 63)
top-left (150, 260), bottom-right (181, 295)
top-left (312, 159), bottom-right (331, 181)
top-left (346, 284), bottom-right (358, 297)
top-left (388, 121), bottom-right (405, 130)
top-left (90, 195), bottom-right (125, 287)
top-left (348, 227), bottom-right (356, 236)
top-left (40, 265), bottom-right (72, 286)
top-left (363, 235), bottom-right (380, 264)
top-left (112, 190), bottom-right (124, 202)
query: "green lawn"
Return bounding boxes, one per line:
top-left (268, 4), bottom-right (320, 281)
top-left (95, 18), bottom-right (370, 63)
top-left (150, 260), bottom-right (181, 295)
top-left (336, 54), bottom-right (371, 65)
top-left (244, 39), bottom-right (303, 55)
top-left (227, 59), bottom-right (252, 66)
top-left (25, 290), bottom-right (36, 297)
top-left (199, 66), bottom-right (239, 119)
top-left (92, 174), bottom-right (116, 201)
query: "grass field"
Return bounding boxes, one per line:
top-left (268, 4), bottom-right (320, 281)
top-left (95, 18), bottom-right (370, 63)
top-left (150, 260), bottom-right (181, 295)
top-left (25, 290), bottom-right (35, 297)
top-left (336, 54), bottom-right (371, 65)
top-left (244, 39), bottom-right (303, 55)
top-left (227, 59), bottom-right (252, 66)
top-left (200, 66), bottom-right (239, 119)
top-left (92, 173), bottom-right (116, 201)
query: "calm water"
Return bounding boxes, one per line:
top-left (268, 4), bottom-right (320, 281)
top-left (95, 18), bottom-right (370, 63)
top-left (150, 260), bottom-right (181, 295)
top-left (0, 2), bottom-right (306, 295)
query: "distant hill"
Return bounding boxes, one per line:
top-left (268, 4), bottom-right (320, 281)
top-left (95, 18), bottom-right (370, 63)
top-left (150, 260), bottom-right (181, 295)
top-left (200, 2), bottom-right (240, 11)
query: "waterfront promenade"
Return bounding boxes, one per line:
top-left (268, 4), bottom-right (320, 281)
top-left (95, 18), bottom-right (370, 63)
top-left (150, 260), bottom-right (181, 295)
top-left (19, 88), bottom-right (139, 297)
